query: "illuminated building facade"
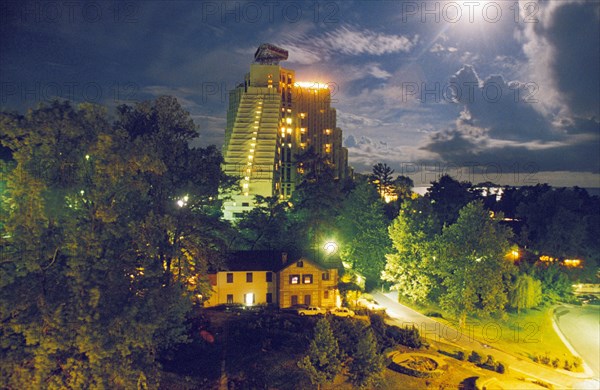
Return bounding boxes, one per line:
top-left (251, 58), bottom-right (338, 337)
top-left (203, 251), bottom-right (339, 309)
top-left (221, 43), bottom-right (349, 220)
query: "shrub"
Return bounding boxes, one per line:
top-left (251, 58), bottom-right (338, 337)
top-left (496, 362), bottom-right (507, 374)
top-left (564, 359), bottom-right (572, 371)
top-left (386, 325), bottom-right (423, 349)
top-left (456, 351), bottom-right (466, 361)
top-left (468, 351), bottom-right (482, 365)
top-left (551, 358), bottom-right (560, 368)
top-left (573, 357), bottom-right (582, 370)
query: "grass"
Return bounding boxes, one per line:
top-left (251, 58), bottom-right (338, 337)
top-left (394, 297), bottom-right (574, 362)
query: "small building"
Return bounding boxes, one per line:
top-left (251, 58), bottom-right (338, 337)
top-left (204, 251), bottom-right (340, 309)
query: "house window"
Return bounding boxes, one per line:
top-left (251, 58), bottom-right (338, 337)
top-left (324, 290), bottom-right (329, 299)
top-left (322, 272), bottom-right (329, 280)
top-left (227, 294), bottom-right (233, 304)
top-left (266, 272), bottom-right (273, 282)
top-left (242, 202), bottom-right (250, 207)
top-left (266, 293), bottom-right (272, 303)
top-left (291, 295), bottom-right (298, 305)
top-left (304, 294), bottom-right (311, 305)
top-left (290, 274), bottom-right (300, 285)
top-left (303, 274), bottom-right (313, 284)
top-left (246, 272), bottom-right (253, 283)
top-left (226, 273), bottom-right (233, 283)
top-left (297, 261), bottom-right (303, 268)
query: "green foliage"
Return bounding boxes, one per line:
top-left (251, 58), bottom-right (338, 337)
top-left (509, 274), bottom-right (542, 312)
top-left (349, 329), bottom-right (384, 388)
top-left (382, 197), bottom-right (438, 303)
top-left (386, 325), bottom-right (423, 349)
top-left (431, 201), bottom-right (515, 325)
top-left (336, 181), bottom-right (391, 289)
top-left (0, 98), bottom-right (227, 388)
top-left (297, 318), bottom-right (341, 387)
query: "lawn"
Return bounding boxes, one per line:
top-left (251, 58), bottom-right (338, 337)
top-left (396, 297), bottom-right (574, 362)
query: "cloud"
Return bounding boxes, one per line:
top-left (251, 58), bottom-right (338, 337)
top-left (280, 25), bottom-right (417, 64)
top-left (421, 64), bottom-right (600, 174)
top-left (521, 1), bottom-right (600, 119)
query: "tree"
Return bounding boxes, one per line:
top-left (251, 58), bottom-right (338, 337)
top-left (233, 195), bottom-right (293, 250)
top-left (382, 197), bottom-right (438, 303)
top-left (297, 318), bottom-right (341, 389)
top-left (371, 163), bottom-right (395, 201)
top-left (337, 181), bottom-right (391, 289)
top-left (0, 98), bottom-right (226, 388)
top-left (431, 201), bottom-right (515, 327)
top-left (349, 329), bottom-right (384, 388)
top-left (426, 174), bottom-right (480, 227)
top-left (509, 274), bottom-right (542, 313)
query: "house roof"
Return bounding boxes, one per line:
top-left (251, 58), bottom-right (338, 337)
top-left (218, 250), bottom-right (341, 273)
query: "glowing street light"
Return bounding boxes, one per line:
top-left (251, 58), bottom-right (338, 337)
top-left (323, 241), bottom-right (338, 256)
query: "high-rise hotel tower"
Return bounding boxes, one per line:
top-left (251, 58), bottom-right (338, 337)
top-left (221, 43), bottom-right (349, 220)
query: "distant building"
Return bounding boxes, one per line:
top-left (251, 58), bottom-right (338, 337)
top-left (220, 43), bottom-right (349, 220)
top-left (204, 251), bottom-right (340, 309)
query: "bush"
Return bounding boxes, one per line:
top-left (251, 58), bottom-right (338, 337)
top-left (563, 359), bottom-right (572, 371)
top-left (573, 357), bottom-right (582, 370)
top-left (496, 362), bottom-right (507, 374)
top-left (468, 351), bottom-right (482, 365)
top-left (456, 351), bottom-right (466, 361)
top-left (551, 358), bottom-right (560, 368)
top-left (386, 325), bottom-right (423, 349)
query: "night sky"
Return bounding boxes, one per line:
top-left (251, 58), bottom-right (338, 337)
top-left (1, 0), bottom-right (599, 189)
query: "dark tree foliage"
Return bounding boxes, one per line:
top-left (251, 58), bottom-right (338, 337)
top-left (371, 163), bottom-right (395, 199)
top-left (0, 98), bottom-right (227, 388)
top-left (426, 174), bottom-right (481, 227)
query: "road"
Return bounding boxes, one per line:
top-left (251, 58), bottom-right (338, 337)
top-left (554, 304), bottom-right (600, 380)
top-left (372, 291), bottom-right (600, 389)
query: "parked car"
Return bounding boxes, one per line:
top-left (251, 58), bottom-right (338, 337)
top-left (297, 306), bottom-right (326, 316)
top-left (357, 298), bottom-right (385, 311)
top-left (329, 307), bottom-right (355, 317)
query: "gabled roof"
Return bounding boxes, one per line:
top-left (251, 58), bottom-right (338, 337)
top-left (221, 250), bottom-right (289, 272)
top-left (217, 250), bottom-right (341, 273)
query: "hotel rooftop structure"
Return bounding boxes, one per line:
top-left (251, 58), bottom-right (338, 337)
top-left (221, 43), bottom-right (349, 220)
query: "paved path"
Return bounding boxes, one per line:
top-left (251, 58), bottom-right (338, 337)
top-left (554, 304), bottom-right (600, 380)
top-left (372, 291), bottom-right (600, 389)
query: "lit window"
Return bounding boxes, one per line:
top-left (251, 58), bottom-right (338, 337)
top-left (290, 275), bottom-right (300, 284)
top-left (303, 274), bottom-right (313, 284)
top-left (286, 118), bottom-right (292, 124)
top-left (244, 293), bottom-right (254, 306)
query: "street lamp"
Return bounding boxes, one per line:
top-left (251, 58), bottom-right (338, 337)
top-left (323, 241), bottom-right (338, 256)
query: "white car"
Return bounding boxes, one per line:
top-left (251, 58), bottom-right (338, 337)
top-left (297, 306), bottom-right (326, 316)
top-left (329, 307), bottom-right (355, 317)
top-left (357, 298), bottom-right (385, 311)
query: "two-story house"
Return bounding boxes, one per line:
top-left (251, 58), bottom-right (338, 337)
top-left (204, 251), bottom-right (339, 309)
